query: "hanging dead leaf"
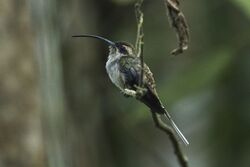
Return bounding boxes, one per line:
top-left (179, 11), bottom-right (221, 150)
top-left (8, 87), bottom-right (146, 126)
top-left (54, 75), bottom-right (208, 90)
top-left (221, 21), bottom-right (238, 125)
top-left (164, 0), bottom-right (189, 56)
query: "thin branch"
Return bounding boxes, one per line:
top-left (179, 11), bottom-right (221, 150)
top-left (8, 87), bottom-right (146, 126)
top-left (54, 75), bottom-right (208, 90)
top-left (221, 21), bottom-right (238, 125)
top-left (152, 112), bottom-right (189, 167)
top-left (164, 0), bottom-right (189, 56)
top-left (135, 0), bottom-right (144, 87)
top-left (135, 2), bottom-right (189, 167)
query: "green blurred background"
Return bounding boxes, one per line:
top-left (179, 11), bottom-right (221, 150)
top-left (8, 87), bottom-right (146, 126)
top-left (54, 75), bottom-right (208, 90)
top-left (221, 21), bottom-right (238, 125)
top-left (0, 0), bottom-right (250, 167)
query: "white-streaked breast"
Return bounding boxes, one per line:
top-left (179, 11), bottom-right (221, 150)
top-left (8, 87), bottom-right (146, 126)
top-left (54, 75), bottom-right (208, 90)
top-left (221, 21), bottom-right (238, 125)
top-left (105, 55), bottom-right (124, 90)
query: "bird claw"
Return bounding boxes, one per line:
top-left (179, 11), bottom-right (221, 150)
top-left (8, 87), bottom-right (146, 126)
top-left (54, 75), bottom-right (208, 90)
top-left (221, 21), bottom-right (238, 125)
top-left (134, 85), bottom-right (147, 99)
top-left (121, 90), bottom-right (131, 98)
top-left (121, 86), bottom-right (147, 99)
top-left (122, 89), bottom-right (137, 98)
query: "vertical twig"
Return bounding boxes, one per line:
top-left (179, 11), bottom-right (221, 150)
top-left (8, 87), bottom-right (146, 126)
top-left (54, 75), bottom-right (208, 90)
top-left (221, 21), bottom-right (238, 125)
top-left (135, 0), bottom-right (144, 87)
top-left (134, 1), bottom-right (189, 167)
top-left (152, 112), bottom-right (189, 167)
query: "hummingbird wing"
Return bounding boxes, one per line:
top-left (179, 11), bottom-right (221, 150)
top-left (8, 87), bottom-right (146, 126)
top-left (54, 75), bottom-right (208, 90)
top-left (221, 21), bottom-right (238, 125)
top-left (119, 56), bottom-right (140, 88)
top-left (119, 56), bottom-right (165, 114)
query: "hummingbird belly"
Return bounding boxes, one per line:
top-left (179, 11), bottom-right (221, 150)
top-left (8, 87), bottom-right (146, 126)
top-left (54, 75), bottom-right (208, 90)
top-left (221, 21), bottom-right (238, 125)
top-left (106, 58), bottom-right (124, 90)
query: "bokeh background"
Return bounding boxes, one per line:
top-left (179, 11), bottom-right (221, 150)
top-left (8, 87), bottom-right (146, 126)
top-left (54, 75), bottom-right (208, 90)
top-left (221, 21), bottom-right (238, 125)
top-left (0, 0), bottom-right (250, 167)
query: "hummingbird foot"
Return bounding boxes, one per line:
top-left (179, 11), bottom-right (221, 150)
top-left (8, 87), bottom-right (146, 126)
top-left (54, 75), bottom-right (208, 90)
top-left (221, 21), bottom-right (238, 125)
top-left (122, 89), bottom-right (137, 98)
top-left (121, 86), bottom-right (147, 99)
top-left (134, 85), bottom-right (147, 99)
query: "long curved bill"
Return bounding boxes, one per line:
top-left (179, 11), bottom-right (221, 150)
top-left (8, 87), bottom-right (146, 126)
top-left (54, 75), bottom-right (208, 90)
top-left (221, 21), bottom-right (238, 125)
top-left (72, 34), bottom-right (115, 46)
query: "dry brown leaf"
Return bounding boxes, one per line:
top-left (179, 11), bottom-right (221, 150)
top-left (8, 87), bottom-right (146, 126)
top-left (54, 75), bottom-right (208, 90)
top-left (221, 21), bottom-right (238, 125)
top-left (164, 0), bottom-right (189, 55)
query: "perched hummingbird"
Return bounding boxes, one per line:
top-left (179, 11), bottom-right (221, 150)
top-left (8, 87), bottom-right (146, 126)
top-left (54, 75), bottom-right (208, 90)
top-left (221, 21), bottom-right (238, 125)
top-left (72, 34), bottom-right (189, 145)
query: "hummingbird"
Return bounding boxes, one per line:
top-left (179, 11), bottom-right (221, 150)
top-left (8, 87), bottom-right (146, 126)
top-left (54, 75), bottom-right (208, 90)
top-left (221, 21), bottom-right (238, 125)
top-left (72, 34), bottom-right (189, 145)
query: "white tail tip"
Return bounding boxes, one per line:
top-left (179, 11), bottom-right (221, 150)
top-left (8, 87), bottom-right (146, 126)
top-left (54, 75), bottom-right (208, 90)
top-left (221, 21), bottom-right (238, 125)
top-left (164, 113), bottom-right (189, 146)
top-left (170, 119), bottom-right (189, 145)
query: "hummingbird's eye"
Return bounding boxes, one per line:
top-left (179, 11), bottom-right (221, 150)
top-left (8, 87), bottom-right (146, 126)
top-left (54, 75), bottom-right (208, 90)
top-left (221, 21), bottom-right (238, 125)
top-left (119, 46), bottom-right (128, 54)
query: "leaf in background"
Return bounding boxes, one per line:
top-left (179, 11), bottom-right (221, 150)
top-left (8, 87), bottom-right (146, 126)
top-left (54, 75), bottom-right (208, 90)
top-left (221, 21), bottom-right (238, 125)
top-left (233, 0), bottom-right (250, 17)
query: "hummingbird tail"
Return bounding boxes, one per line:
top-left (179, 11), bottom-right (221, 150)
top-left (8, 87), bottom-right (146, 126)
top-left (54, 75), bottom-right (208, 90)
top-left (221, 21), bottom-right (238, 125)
top-left (163, 110), bottom-right (189, 146)
top-left (139, 88), bottom-right (189, 145)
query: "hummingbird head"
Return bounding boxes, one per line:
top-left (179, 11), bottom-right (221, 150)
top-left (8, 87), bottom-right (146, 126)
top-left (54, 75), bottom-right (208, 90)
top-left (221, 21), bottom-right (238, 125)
top-left (72, 34), bottom-right (135, 57)
top-left (113, 42), bottom-right (135, 56)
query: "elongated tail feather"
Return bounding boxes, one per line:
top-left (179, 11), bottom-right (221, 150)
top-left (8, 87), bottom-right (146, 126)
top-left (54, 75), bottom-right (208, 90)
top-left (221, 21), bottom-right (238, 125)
top-left (139, 86), bottom-right (189, 145)
top-left (164, 111), bottom-right (189, 145)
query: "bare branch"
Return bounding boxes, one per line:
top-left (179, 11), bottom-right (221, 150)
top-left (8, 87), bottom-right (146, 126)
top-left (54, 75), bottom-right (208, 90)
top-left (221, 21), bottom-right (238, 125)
top-left (135, 0), bottom-right (144, 87)
top-left (164, 0), bottom-right (189, 56)
top-left (134, 2), bottom-right (189, 167)
top-left (152, 112), bottom-right (189, 167)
